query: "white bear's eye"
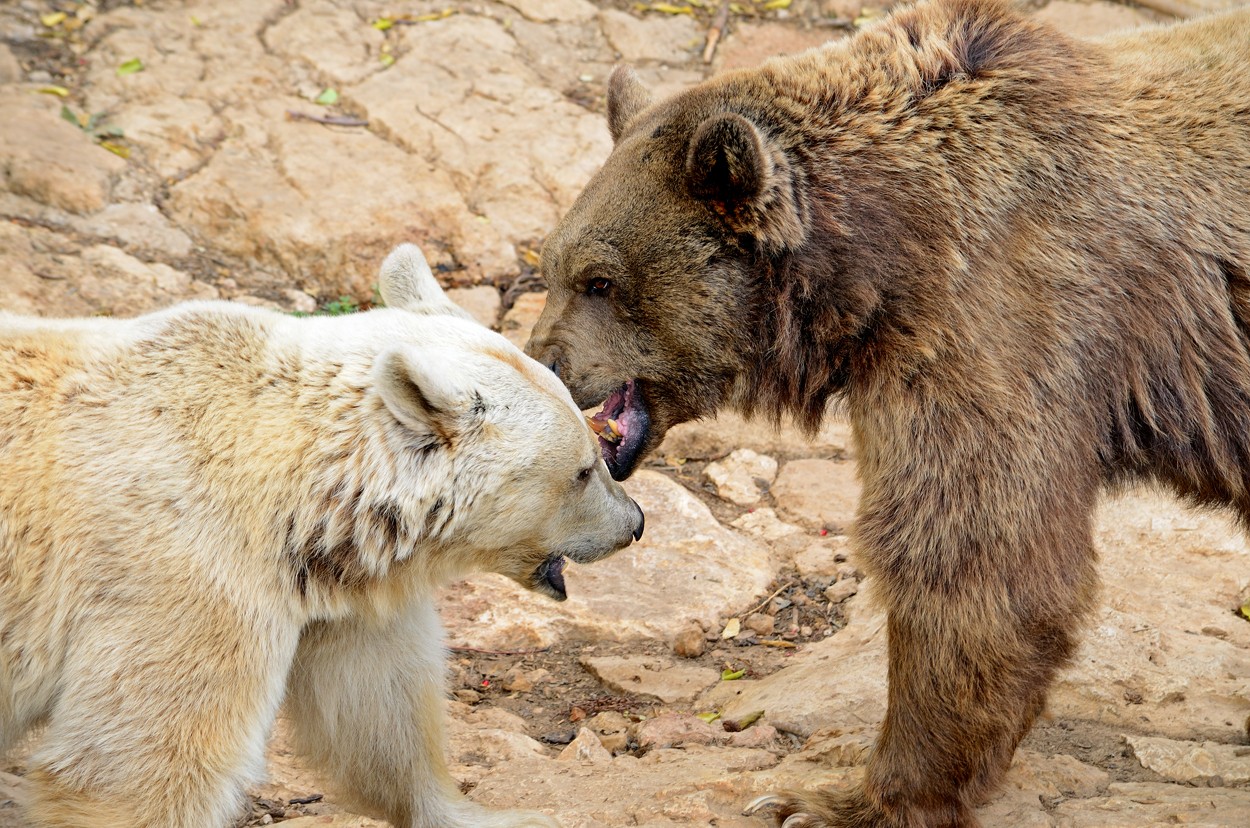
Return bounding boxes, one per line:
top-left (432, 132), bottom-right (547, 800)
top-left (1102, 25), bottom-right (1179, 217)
top-left (577, 466), bottom-right (594, 482)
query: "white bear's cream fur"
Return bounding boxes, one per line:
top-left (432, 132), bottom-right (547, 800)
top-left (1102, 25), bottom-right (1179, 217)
top-left (0, 244), bottom-right (643, 828)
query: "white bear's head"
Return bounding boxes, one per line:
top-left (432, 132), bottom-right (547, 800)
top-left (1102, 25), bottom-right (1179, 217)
top-left (362, 244), bottom-right (644, 601)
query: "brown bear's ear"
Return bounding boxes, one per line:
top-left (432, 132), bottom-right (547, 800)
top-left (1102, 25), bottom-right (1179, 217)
top-left (685, 113), bottom-right (768, 203)
top-left (607, 65), bottom-right (652, 143)
top-left (685, 113), bottom-right (807, 251)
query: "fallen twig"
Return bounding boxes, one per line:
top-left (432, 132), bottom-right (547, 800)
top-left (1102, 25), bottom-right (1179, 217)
top-left (449, 645), bottom-right (552, 656)
top-left (285, 110), bottom-right (369, 127)
top-left (743, 580), bottom-right (796, 618)
top-left (702, 1), bottom-right (731, 64)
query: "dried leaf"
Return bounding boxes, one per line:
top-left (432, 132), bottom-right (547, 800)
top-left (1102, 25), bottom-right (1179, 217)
top-left (413, 9), bottom-right (457, 22)
top-left (189, 15), bottom-right (203, 26)
top-left (98, 141), bottom-right (130, 159)
top-left (761, 0), bottom-right (792, 9)
top-left (314, 88), bottom-right (339, 106)
top-left (373, 18), bottom-right (394, 30)
top-left (695, 711), bottom-right (722, 723)
top-left (636, 2), bottom-right (695, 13)
top-left (116, 58), bottom-right (144, 77)
top-left (721, 668), bottom-right (746, 681)
top-left (1239, 603), bottom-right (1250, 621)
top-left (40, 11), bottom-right (67, 27)
top-left (734, 710), bottom-right (765, 729)
top-left (757, 639), bottom-right (797, 648)
top-left (59, 105), bottom-right (89, 129)
top-left (379, 53), bottom-right (395, 67)
top-left (721, 617), bottom-right (741, 639)
top-left (37, 86), bottom-right (70, 98)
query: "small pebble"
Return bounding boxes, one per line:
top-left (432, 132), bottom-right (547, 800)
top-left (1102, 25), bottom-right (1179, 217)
top-left (673, 623), bottom-right (706, 658)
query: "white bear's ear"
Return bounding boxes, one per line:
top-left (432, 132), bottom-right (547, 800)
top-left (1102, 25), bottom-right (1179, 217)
top-left (377, 243), bottom-right (471, 319)
top-left (374, 347), bottom-right (469, 441)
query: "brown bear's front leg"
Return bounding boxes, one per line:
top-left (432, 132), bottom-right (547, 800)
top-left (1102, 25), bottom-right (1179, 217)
top-left (751, 411), bottom-right (1101, 827)
top-left (752, 572), bottom-right (1093, 827)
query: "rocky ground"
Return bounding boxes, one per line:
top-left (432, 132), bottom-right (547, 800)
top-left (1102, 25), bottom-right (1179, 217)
top-left (2, 0), bottom-right (1249, 826)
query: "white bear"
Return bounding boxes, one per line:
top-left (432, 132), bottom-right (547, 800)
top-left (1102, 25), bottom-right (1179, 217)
top-left (0, 244), bottom-right (644, 828)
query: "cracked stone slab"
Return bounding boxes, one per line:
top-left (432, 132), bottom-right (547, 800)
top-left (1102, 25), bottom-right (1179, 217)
top-left (0, 94), bottom-right (127, 214)
top-left (582, 655), bottom-right (721, 704)
top-left (348, 14), bottom-right (613, 248)
top-left (438, 471), bottom-right (776, 650)
top-left (1125, 734), bottom-right (1250, 786)
top-left (166, 97), bottom-right (501, 296)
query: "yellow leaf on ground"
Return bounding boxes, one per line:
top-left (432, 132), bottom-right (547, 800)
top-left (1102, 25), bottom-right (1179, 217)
top-left (695, 711), bottom-right (722, 723)
top-left (36, 86), bottom-right (70, 97)
top-left (637, 3), bottom-right (695, 13)
top-left (98, 141), bottom-right (130, 159)
top-left (761, 0), bottom-right (792, 9)
top-left (41, 12), bottom-right (67, 27)
top-left (721, 668), bottom-right (746, 681)
top-left (721, 617), bottom-right (741, 639)
top-left (414, 9), bottom-right (457, 22)
top-left (735, 710), bottom-right (764, 729)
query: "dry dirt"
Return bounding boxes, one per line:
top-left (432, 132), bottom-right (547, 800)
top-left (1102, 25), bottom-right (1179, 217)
top-left (2, 1), bottom-right (1249, 827)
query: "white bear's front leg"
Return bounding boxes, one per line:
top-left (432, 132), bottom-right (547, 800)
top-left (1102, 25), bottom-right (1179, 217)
top-left (284, 601), bottom-right (560, 828)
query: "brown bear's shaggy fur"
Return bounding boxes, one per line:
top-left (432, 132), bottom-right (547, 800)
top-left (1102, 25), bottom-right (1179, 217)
top-left (525, 1), bottom-right (1250, 825)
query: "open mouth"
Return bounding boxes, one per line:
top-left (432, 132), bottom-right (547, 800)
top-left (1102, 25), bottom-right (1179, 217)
top-left (533, 555), bottom-right (568, 602)
top-left (587, 380), bottom-right (651, 481)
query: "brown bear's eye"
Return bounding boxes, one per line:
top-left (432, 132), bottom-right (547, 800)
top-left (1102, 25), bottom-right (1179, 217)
top-left (587, 277), bottom-right (611, 296)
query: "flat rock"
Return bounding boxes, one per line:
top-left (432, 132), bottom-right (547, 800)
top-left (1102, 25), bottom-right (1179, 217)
top-left (447, 285), bottom-right (502, 329)
top-left (714, 22), bottom-right (839, 73)
top-left (1050, 781), bottom-right (1250, 826)
top-left (1032, 1), bottom-right (1156, 40)
top-left (633, 713), bottom-right (719, 749)
top-left (469, 747), bottom-right (783, 828)
top-left (74, 202), bottom-right (195, 259)
top-left (349, 15), bottom-right (612, 256)
top-left (263, 1), bottom-right (386, 86)
top-left (730, 507), bottom-right (804, 543)
top-left (167, 98), bottom-right (487, 297)
top-left (1125, 734), bottom-right (1250, 786)
top-left (659, 411), bottom-right (854, 461)
top-left (0, 95), bottom-right (127, 214)
top-left (715, 593), bottom-right (888, 739)
top-left (705, 448), bottom-right (778, 506)
top-left (501, 292), bottom-right (547, 349)
top-left (793, 539), bottom-right (851, 580)
top-left (600, 9), bottom-right (701, 64)
top-left (439, 471), bottom-right (776, 650)
top-left (772, 458), bottom-right (861, 531)
top-left (499, 0), bottom-right (599, 23)
top-left (0, 44), bottom-right (20, 84)
top-left (1050, 488), bottom-right (1250, 742)
top-left (75, 244), bottom-right (217, 316)
top-left (558, 728), bottom-right (613, 763)
top-left (582, 656), bottom-right (720, 704)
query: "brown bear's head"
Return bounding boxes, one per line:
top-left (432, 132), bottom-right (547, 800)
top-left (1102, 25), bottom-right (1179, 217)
top-left (526, 66), bottom-right (879, 480)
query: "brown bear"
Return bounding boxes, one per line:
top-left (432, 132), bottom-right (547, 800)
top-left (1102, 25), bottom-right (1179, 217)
top-left (524, 0), bottom-right (1250, 825)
